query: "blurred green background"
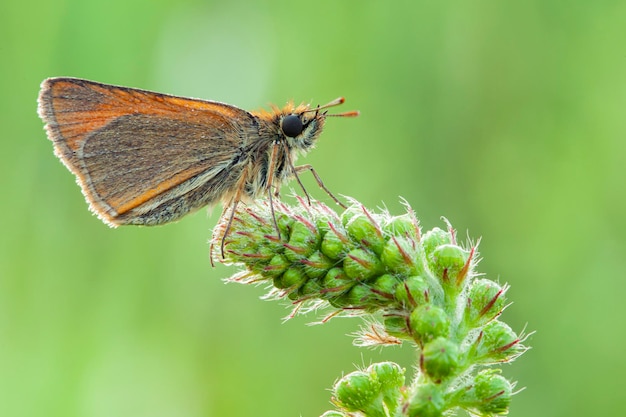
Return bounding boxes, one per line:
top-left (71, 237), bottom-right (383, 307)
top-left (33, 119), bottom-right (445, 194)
top-left (2, 0), bottom-right (625, 416)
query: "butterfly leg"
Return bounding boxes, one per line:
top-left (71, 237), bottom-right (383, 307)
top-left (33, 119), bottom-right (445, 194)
top-left (294, 164), bottom-right (346, 209)
top-left (281, 142), bottom-right (313, 205)
top-left (218, 167), bottom-right (252, 259)
top-left (265, 142), bottom-right (282, 238)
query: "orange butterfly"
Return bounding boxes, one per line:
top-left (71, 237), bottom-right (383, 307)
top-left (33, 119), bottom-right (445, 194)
top-left (38, 78), bottom-right (358, 253)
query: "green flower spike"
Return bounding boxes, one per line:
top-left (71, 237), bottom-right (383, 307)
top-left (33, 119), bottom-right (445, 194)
top-left (212, 197), bottom-right (530, 416)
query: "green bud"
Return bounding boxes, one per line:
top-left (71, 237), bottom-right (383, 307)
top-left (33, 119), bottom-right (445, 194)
top-left (344, 248), bottom-right (383, 281)
top-left (370, 274), bottom-right (400, 304)
top-left (273, 267), bottom-right (307, 290)
top-left (263, 254), bottom-right (289, 278)
top-left (466, 279), bottom-right (507, 327)
top-left (421, 337), bottom-right (460, 381)
top-left (222, 231), bottom-right (258, 261)
top-left (333, 370), bottom-right (383, 415)
top-left (475, 320), bottom-right (521, 363)
top-left (368, 362), bottom-right (404, 387)
top-left (301, 251), bottom-right (333, 279)
top-left (284, 220), bottom-right (320, 262)
top-left (380, 236), bottom-right (421, 276)
top-left (321, 224), bottom-right (350, 260)
top-left (410, 305), bottom-right (450, 344)
top-left (240, 244), bottom-right (276, 273)
top-left (340, 204), bottom-right (363, 227)
top-left (276, 211), bottom-right (294, 237)
top-left (407, 382), bottom-right (445, 417)
top-left (286, 289), bottom-right (300, 301)
top-left (344, 283), bottom-right (376, 308)
top-left (321, 267), bottom-right (354, 299)
top-left (430, 244), bottom-right (469, 283)
top-left (421, 227), bottom-right (451, 258)
top-left (465, 370), bottom-right (513, 415)
top-left (315, 217), bottom-right (332, 235)
top-left (395, 275), bottom-right (430, 308)
top-left (261, 233), bottom-right (289, 256)
top-left (345, 212), bottom-right (386, 255)
top-left (327, 294), bottom-right (351, 309)
top-left (368, 362), bottom-right (405, 412)
top-left (382, 213), bottom-right (419, 240)
top-left (299, 277), bottom-right (323, 298)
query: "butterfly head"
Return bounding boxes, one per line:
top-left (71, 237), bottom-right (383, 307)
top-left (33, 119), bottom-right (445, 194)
top-left (262, 98), bottom-right (359, 152)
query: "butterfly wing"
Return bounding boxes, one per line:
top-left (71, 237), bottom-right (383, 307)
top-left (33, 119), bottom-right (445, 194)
top-left (38, 77), bottom-right (257, 226)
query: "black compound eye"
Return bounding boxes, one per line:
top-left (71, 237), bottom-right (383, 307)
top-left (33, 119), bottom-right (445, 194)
top-left (281, 114), bottom-right (304, 137)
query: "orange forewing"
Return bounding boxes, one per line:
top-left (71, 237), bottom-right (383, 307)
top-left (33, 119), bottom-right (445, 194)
top-left (38, 78), bottom-right (256, 225)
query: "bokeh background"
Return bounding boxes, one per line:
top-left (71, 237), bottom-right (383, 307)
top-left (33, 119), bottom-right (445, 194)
top-left (2, 1), bottom-right (625, 416)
